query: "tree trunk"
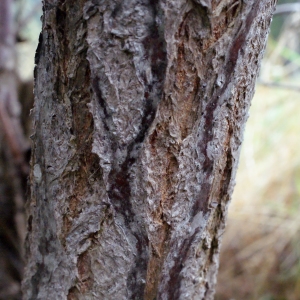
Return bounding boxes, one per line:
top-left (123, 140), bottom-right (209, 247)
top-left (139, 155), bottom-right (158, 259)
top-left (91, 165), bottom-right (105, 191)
top-left (23, 0), bottom-right (276, 299)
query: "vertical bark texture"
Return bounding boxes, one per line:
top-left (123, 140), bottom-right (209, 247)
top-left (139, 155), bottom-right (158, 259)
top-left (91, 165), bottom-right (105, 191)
top-left (23, 0), bottom-right (276, 299)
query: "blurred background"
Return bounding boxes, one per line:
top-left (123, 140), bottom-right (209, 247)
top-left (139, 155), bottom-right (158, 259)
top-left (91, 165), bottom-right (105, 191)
top-left (0, 0), bottom-right (40, 299)
top-left (0, 0), bottom-right (299, 299)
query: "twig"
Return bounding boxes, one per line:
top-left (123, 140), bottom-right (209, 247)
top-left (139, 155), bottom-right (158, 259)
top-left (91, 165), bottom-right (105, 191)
top-left (258, 80), bottom-right (300, 92)
top-left (274, 3), bottom-right (300, 15)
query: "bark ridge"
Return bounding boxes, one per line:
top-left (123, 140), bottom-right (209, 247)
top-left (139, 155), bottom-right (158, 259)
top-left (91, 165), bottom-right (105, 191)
top-left (23, 0), bottom-right (276, 299)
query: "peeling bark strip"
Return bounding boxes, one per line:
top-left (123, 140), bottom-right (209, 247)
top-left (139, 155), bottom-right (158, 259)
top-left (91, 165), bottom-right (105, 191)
top-left (23, 0), bottom-right (276, 299)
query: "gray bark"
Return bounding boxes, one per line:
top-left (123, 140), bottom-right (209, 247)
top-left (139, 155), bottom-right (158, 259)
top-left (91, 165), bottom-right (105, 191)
top-left (23, 0), bottom-right (276, 299)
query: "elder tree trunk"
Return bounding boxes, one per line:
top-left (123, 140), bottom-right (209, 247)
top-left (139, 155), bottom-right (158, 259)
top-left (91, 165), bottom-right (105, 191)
top-left (23, 0), bottom-right (276, 299)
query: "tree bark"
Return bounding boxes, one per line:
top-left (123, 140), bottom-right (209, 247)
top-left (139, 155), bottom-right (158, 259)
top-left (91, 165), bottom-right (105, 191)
top-left (23, 0), bottom-right (276, 299)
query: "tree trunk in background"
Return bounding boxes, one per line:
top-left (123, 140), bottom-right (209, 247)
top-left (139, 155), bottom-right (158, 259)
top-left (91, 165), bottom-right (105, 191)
top-left (23, 0), bottom-right (276, 299)
top-left (0, 0), bottom-right (29, 298)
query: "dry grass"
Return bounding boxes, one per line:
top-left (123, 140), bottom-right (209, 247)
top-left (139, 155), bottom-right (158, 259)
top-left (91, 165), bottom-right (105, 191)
top-left (216, 81), bottom-right (300, 300)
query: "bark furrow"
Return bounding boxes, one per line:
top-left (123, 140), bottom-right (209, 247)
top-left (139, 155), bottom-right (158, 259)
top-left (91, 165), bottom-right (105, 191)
top-left (23, 0), bottom-right (276, 299)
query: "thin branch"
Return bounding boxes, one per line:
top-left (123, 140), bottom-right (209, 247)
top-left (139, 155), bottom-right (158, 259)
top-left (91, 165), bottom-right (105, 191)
top-left (274, 3), bottom-right (300, 15)
top-left (258, 80), bottom-right (300, 92)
